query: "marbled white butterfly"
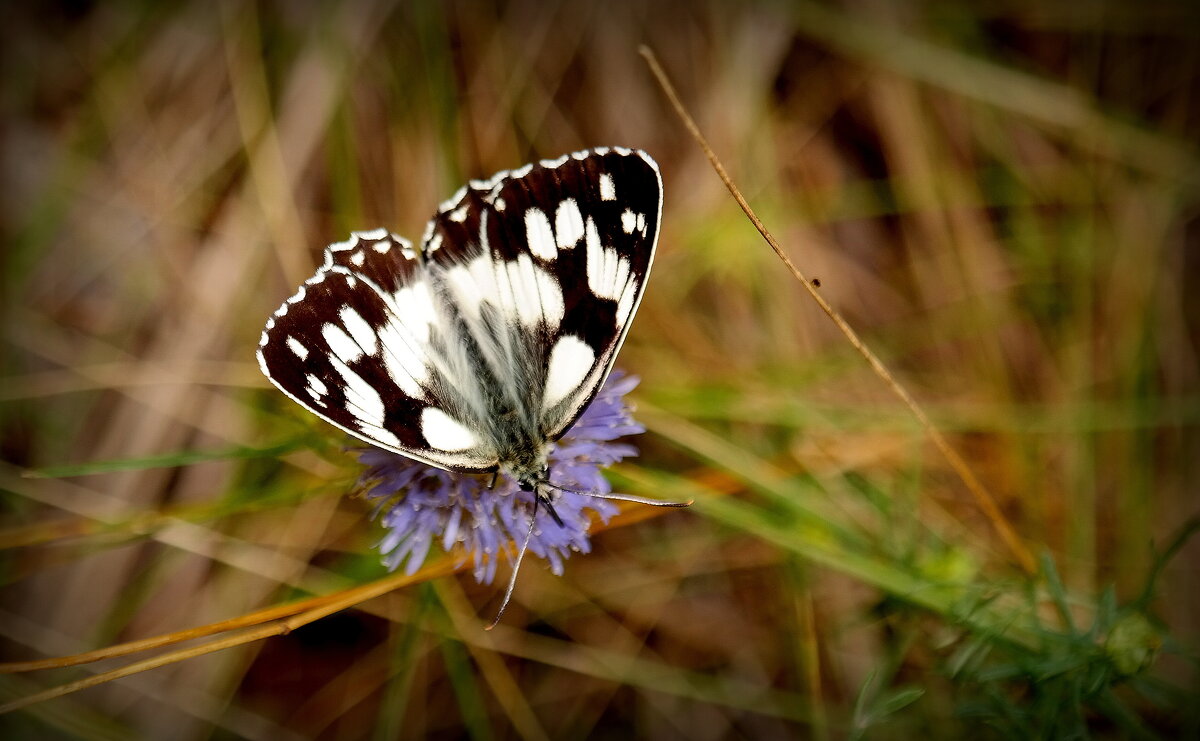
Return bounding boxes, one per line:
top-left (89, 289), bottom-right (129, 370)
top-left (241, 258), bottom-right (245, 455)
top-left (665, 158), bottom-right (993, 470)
top-left (257, 148), bottom-right (683, 618)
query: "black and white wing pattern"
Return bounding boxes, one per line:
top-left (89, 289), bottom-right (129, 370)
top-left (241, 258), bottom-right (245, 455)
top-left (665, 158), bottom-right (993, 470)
top-left (257, 147), bottom-right (661, 477)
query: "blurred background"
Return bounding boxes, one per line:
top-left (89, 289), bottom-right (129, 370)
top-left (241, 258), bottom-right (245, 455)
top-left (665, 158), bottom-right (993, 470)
top-left (2, 0), bottom-right (1198, 738)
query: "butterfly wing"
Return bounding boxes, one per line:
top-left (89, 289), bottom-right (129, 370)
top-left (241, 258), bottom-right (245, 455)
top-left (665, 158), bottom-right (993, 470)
top-left (424, 147), bottom-right (661, 444)
top-left (257, 229), bottom-right (502, 472)
top-left (257, 148), bottom-right (661, 473)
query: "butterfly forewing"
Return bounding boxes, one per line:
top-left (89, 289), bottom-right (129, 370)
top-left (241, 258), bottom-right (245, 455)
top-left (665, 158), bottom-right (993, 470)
top-left (484, 149), bottom-right (660, 440)
top-left (258, 148), bottom-right (661, 475)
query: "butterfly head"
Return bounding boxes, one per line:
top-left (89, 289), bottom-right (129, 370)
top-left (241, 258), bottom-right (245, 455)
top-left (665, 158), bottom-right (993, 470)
top-left (513, 463), bottom-right (550, 495)
top-left (509, 462), bottom-right (567, 528)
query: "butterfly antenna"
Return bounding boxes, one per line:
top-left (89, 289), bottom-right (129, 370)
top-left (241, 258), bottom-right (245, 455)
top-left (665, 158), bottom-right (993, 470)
top-left (542, 480), bottom-right (693, 509)
top-left (485, 494), bottom-right (540, 631)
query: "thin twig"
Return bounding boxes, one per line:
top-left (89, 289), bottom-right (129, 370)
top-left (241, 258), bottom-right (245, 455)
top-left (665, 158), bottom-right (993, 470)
top-left (638, 45), bottom-right (1036, 576)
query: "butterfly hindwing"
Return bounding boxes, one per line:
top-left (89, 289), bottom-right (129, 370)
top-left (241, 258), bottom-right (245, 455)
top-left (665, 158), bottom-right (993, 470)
top-left (258, 148), bottom-right (661, 474)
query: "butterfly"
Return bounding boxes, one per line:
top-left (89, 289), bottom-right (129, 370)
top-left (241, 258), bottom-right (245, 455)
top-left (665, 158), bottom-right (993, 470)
top-left (257, 147), bottom-right (686, 621)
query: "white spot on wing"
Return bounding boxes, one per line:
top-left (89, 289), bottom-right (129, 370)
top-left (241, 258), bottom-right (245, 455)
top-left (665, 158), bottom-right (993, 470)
top-left (286, 337), bottom-right (308, 360)
top-left (421, 408), bottom-right (478, 451)
top-left (329, 355), bottom-right (385, 428)
top-left (449, 205), bottom-right (469, 223)
top-left (637, 212), bottom-right (646, 232)
top-left (613, 256), bottom-right (630, 291)
top-left (524, 208), bottom-right (556, 260)
top-left (585, 217), bottom-right (631, 300)
top-left (621, 209), bottom-right (636, 233)
top-left (360, 424), bottom-right (402, 448)
top-left (376, 320), bottom-right (427, 398)
top-left (391, 282), bottom-right (436, 341)
top-left (543, 335), bottom-right (596, 410)
top-left (444, 262), bottom-right (485, 320)
top-left (354, 228), bottom-right (388, 240)
top-left (555, 199), bottom-right (584, 249)
top-left (322, 323), bottom-right (363, 363)
top-left (445, 252), bottom-right (562, 329)
top-left (306, 374), bottom-right (327, 397)
top-left (616, 281), bottom-right (636, 326)
top-left (503, 254), bottom-right (547, 326)
top-left (373, 242), bottom-right (390, 253)
top-left (495, 197), bottom-right (506, 212)
top-left (340, 306), bottom-right (378, 355)
top-left (375, 281), bottom-right (437, 398)
top-left (599, 173), bottom-right (616, 201)
top-left (534, 261), bottom-right (565, 328)
top-left (585, 217), bottom-right (602, 264)
top-left (350, 251), bottom-right (365, 266)
top-left (352, 407), bottom-right (391, 437)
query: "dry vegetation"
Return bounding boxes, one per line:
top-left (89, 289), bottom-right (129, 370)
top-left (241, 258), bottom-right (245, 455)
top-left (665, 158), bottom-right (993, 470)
top-left (2, 1), bottom-right (1198, 738)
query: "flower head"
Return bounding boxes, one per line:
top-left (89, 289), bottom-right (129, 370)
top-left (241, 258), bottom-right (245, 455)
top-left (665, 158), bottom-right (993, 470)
top-left (356, 370), bottom-right (644, 583)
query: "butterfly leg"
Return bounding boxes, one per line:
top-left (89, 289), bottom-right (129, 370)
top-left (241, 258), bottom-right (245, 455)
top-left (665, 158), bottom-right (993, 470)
top-left (539, 493), bottom-right (566, 528)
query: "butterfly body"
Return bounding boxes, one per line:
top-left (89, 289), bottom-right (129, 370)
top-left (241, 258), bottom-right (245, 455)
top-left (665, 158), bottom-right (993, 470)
top-left (258, 148), bottom-right (662, 493)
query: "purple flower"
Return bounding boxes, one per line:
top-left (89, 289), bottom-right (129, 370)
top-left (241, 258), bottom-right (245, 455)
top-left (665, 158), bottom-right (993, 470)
top-left (356, 370), bottom-right (644, 583)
